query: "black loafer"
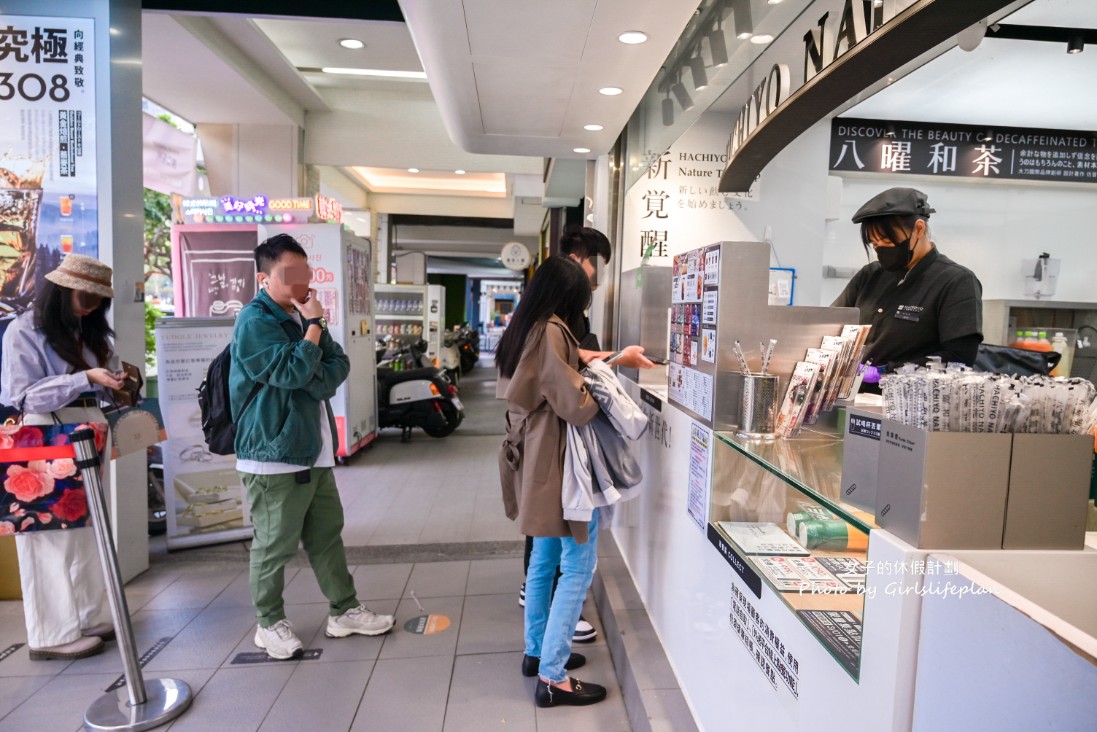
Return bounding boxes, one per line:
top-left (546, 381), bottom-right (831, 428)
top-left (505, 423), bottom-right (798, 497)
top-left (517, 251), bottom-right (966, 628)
top-left (521, 652), bottom-right (586, 677)
top-left (534, 677), bottom-right (607, 707)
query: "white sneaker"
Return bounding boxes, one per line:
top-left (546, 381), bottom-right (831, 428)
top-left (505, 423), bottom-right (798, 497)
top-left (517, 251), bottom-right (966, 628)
top-left (326, 604), bottom-right (395, 638)
top-left (254, 619), bottom-right (304, 660)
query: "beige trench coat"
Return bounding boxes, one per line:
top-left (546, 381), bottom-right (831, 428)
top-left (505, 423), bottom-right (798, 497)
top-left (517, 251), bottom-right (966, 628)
top-left (497, 316), bottom-right (600, 543)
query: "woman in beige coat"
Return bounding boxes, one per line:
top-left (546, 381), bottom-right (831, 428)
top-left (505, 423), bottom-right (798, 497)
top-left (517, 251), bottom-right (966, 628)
top-left (496, 256), bottom-right (607, 707)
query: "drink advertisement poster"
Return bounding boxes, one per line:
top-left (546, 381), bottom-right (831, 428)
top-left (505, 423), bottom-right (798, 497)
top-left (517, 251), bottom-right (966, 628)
top-left (0, 15), bottom-right (98, 321)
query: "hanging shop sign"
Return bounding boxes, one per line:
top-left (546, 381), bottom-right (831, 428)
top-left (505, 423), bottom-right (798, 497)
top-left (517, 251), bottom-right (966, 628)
top-left (1, 15), bottom-right (98, 320)
top-left (718, 0), bottom-right (1024, 192)
top-left (830, 117), bottom-right (1097, 184)
top-left (179, 193), bottom-right (344, 225)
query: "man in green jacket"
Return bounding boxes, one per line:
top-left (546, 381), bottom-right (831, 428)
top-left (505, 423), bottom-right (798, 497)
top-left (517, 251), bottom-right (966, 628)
top-left (231, 233), bottom-right (393, 659)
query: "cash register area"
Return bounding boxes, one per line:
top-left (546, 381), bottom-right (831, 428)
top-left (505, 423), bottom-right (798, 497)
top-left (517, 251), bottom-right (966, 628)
top-left (0, 363), bottom-right (638, 732)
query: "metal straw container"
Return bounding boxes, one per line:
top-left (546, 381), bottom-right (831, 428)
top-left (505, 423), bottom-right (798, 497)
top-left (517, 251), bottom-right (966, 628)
top-left (737, 373), bottom-right (779, 439)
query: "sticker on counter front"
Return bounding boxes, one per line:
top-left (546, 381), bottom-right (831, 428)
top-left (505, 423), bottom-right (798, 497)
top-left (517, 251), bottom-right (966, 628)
top-left (702, 290), bottom-right (718, 324)
top-left (701, 329), bottom-right (716, 363)
top-left (730, 583), bottom-right (800, 699)
top-left (686, 422), bottom-right (712, 532)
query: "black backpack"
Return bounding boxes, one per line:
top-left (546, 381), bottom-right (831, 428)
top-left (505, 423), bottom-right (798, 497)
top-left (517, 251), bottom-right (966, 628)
top-left (197, 345), bottom-right (261, 455)
top-left (197, 301), bottom-right (273, 455)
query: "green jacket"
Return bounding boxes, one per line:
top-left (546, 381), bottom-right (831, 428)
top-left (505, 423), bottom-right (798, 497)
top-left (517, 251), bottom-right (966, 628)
top-left (229, 288), bottom-right (350, 466)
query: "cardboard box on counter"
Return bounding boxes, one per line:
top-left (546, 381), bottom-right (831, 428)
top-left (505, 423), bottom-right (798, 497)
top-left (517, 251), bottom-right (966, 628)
top-left (842, 406), bottom-right (883, 514)
top-left (1004, 433), bottom-right (1092, 550)
top-left (876, 420), bottom-right (1012, 549)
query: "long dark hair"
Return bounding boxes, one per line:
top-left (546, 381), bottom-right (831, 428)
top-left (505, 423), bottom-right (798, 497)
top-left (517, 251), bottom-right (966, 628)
top-left (496, 256), bottom-right (592, 378)
top-left (33, 280), bottom-right (114, 371)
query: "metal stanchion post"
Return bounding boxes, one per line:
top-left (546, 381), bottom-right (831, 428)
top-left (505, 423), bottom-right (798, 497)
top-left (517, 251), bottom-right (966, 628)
top-left (72, 429), bottom-right (192, 731)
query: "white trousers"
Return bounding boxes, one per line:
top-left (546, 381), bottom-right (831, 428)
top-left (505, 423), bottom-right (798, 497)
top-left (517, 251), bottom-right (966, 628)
top-left (14, 407), bottom-right (111, 648)
top-left (15, 528), bottom-right (110, 648)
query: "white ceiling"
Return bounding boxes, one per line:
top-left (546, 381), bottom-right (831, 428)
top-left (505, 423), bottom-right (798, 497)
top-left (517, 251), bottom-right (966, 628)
top-left (845, 0), bottom-right (1097, 129)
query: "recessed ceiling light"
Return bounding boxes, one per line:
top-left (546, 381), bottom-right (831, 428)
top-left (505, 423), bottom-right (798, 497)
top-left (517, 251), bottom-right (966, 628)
top-left (618, 31), bottom-right (648, 45)
top-left (750, 34), bottom-right (774, 44)
top-left (767, 0), bottom-right (783, 4)
top-left (573, 147), bottom-right (591, 154)
top-left (584, 124), bottom-right (604, 131)
top-left (339, 38), bottom-right (364, 50)
top-left (599, 86), bottom-right (623, 96)
top-left (321, 67), bottom-right (427, 80)
top-left (408, 168), bottom-right (420, 173)
top-left (454, 169), bottom-right (466, 175)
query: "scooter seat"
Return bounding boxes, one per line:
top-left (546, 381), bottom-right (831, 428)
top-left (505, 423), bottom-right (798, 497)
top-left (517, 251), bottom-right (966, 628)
top-left (377, 366), bottom-right (442, 385)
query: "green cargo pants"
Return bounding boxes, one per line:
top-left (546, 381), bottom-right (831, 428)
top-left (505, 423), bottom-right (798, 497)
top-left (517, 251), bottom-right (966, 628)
top-left (240, 468), bottom-right (358, 628)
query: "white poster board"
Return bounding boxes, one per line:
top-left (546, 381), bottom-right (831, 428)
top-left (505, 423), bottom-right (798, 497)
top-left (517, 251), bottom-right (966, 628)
top-left (156, 318), bottom-right (252, 549)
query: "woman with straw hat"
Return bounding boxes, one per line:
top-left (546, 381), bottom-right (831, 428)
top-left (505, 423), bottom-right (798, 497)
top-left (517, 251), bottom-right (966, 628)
top-left (1, 253), bottom-right (123, 660)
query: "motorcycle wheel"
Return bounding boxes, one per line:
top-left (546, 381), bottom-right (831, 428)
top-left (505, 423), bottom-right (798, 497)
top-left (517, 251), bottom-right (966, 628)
top-left (421, 403), bottom-right (463, 438)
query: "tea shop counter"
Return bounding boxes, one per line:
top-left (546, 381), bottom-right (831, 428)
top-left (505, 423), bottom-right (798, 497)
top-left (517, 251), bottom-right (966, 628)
top-left (612, 376), bottom-right (1097, 732)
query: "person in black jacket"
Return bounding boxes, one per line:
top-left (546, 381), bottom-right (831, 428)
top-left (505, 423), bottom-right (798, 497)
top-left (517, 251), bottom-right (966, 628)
top-left (832, 188), bottom-right (983, 385)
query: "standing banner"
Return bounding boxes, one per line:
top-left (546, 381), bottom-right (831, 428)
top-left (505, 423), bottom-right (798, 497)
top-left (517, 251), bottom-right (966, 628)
top-left (155, 318), bottom-right (252, 549)
top-left (0, 15), bottom-right (98, 320)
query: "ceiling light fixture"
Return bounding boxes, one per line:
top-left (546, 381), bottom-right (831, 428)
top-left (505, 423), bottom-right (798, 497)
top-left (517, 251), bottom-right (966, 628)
top-left (584, 124), bottom-right (604, 131)
top-left (408, 168), bottom-right (420, 173)
top-left (574, 147), bottom-right (591, 154)
top-left (708, 22), bottom-right (729, 67)
top-left (1067, 32), bottom-right (1084, 54)
top-left (731, 0), bottom-right (754, 39)
top-left (768, 0), bottom-right (784, 4)
top-left (454, 169), bottom-right (466, 175)
top-left (672, 71), bottom-right (693, 111)
top-left (750, 34), bottom-right (774, 45)
top-left (618, 31), bottom-right (649, 45)
top-left (689, 54), bottom-right (708, 90)
top-left (339, 38), bottom-right (364, 50)
top-left (599, 86), bottom-right (623, 96)
top-left (320, 67), bottom-right (428, 80)
top-left (662, 90), bottom-right (674, 127)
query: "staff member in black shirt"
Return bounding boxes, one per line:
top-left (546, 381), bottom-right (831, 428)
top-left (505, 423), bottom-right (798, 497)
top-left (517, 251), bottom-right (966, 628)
top-left (832, 187), bottom-right (983, 381)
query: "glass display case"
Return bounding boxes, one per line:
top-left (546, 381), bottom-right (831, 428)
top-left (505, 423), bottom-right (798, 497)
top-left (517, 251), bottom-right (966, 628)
top-left (708, 430), bottom-right (873, 679)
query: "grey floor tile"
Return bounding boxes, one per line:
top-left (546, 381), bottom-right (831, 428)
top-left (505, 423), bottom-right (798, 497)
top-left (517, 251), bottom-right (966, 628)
top-left (259, 660), bottom-right (372, 732)
top-left (614, 610), bottom-right (679, 691)
top-left (643, 689), bottom-right (698, 732)
top-left (534, 646), bottom-right (631, 732)
top-left (208, 569), bottom-right (269, 609)
top-left (281, 568), bottom-right (328, 605)
top-left (0, 675), bottom-right (50, 722)
top-left (142, 568), bottom-right (240, 611)
top-left (61, 608), bottom-right (201, 676)
top-left (352, 563), bottom-right (412, 601)
top-left (378, 596), bottom-right (463, 661)
top-left (443, 652), bottom-right (536, 732)
top-left (350, 655), bottom-right (452, 732)
top-left (465, 558), bottom-right (525, 597)
top-left (144, 606), bottom-right (257, 672)
top-left (165, 665), bottom-right (294, 732)
top-left (405, 561), bottom-right (470, 599)
top-left (455, 593), bottom-right (523, 657)
top-left (304, 599), bottom-right (398, 664)
top-left (0, 671), bottom-right (116, 732)
top-left (122, 567), bottom-right (184, 612)
top-left (0, 643), bottom-right (72, 679)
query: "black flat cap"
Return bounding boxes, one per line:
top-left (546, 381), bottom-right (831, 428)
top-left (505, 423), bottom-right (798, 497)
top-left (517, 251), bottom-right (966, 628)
top-left (852, 187), bottom-right (935, 223)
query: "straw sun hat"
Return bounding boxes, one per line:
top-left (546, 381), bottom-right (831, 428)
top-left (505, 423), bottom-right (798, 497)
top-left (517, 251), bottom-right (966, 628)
top-left (44, 253), bottom-right (115, 299)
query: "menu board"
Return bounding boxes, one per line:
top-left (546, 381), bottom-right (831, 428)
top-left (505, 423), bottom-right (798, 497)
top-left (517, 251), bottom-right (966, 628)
top-left (669, 244), bottom-right (720, 420)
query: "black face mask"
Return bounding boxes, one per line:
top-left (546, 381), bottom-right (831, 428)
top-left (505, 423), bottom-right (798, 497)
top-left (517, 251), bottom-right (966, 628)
top-left (875, 234), bottom-right (913, 272)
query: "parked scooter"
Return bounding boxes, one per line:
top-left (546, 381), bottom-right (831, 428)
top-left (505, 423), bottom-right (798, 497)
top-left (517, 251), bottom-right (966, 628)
top-left (376, 338), bottom-right (464, 440)
top-left (440, 330), bottom-right (462, 386)
top-left (454, 323), bottom-right (480, 374)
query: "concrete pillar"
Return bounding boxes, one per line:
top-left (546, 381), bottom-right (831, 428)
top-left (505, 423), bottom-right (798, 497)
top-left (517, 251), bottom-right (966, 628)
top-left (196, 123), bottom-right (302, 198)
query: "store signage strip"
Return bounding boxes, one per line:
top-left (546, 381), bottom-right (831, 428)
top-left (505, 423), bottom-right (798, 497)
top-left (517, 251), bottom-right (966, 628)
top-left (830, 117), bottom-right (1097, 184)
top-left (708, 523), bottom-right (763, 598)
top-left (718, 0), bottom-right (1023, 192)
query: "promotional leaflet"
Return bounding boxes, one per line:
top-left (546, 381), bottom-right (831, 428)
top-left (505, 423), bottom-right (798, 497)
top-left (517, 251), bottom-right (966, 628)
top-left (1, 15), bottom-right (98, 320)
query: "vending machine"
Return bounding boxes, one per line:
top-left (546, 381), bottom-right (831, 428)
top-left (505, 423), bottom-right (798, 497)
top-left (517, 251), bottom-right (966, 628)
top-left (259, 222), bottom-right (378, 457)
top-left (375, 283), bottom-right (446, 363)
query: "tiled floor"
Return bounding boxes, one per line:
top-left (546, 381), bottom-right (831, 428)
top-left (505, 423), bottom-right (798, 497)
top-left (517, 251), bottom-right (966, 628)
top-left (0, 359), bottom-right (633, 731)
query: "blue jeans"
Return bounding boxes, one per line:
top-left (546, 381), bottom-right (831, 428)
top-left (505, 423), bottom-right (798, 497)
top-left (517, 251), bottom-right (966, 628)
top-left (524, 512), bottom-right (598, 683)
